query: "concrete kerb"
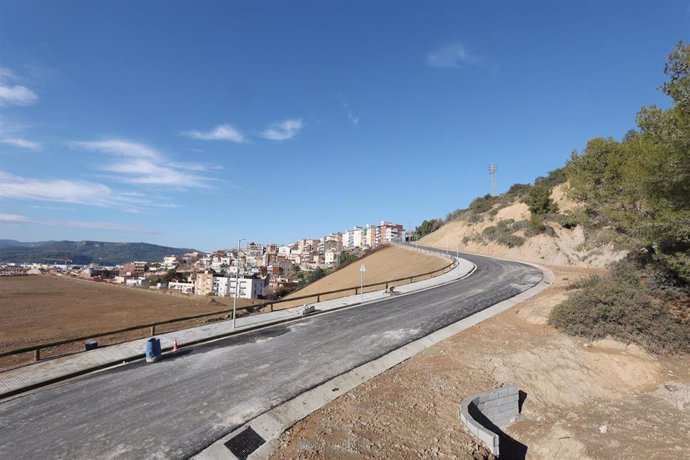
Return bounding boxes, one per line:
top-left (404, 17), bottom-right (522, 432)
top-left (0, 249), bottom-right (474, 401)
top-left (193, 260), bottom-right (553, 460)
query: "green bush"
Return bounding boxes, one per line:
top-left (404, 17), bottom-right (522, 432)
top-left (524, 214), bottom-right (546, 237)
top-left (551, 261), bottom-right (690, 354)
top-left (534, 167), bottom-right (567, 188)
top-left (469, 194), bottom-right (498, 214)
top-left (496, 234), bottom-right (525, 248)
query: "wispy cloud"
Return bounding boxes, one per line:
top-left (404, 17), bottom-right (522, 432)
top-left (0, 212), bottom-right (156, 234)
top-left (259, 118), bottom-right (303, 141)
top-left (426, 43), bottom-right (481, 69)
top-left (0, 212), bottom-right (28, 223)
top-left (0, 68), bottom-right (38, 106)
top-left (54, 220), bottom-right (158, 234)
top-left (71, 138), bottom-right (212, 188)
top-left (338, 95), bottom-right (359, 128)
top-left (182, 123), bottom-right (246, 143)
top-left (0, 170), bottom-right (139, 207)
top-left (1, 137), bottom-right (42, 151)
top-left (71, 139), bottom-right (159, 159)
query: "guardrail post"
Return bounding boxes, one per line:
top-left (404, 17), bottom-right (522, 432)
top-left (150, 325), bottom-right (155, 336)
top-left (34, 349), bottom-right (40, 361)
top-left (317, 295), bottom-right (320, 302)
top-left (270, 303), bottom-right (274, 312)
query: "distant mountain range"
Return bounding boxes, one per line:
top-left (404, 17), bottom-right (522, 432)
top-left (0, 240), bottom-right (199, 265)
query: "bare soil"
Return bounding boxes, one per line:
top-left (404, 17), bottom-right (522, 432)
top-left (271, 265), bottom-right (690, 459)
top-left (0, 274), bottom-right (254, 354)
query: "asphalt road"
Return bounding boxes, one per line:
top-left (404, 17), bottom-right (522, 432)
top-left (0, 249), bottom-right (542, 459)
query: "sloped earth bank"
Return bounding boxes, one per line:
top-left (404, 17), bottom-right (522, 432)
top-left (271, 265), bottom-right (690, 459)
top-left (418, 184), bottom-right (627, 268)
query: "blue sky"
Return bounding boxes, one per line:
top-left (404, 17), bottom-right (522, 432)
top-left (1, 1), bottom-right (688, 251)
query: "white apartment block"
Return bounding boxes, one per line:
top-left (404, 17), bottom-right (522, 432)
top-left (214, 276), bottom-right (265, 299)
top-left (352, 226), bottom-right (364, 248)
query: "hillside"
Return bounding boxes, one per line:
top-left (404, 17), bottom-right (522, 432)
top-left (0, 240), bottom-right (198, 265)
top-left (419, 183), bottom-right (626, 267)
top-left (277, 245), bottom-right (449, 309)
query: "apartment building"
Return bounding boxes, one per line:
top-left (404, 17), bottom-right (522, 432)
top-left (214, 276), bottom-right (265, 299)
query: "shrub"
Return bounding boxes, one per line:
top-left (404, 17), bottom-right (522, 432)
top-left (469, 194), bottom-right (498, 214)
top-left (551, 261), bottom-right (690, 354)
top-left (534, 167), bottom-right (567, 188)
top-left (446, 208), bottom-right (469, 222)
top-left (524, 214), bottom-right (546, 237)
top-left (496, 234), bottom-right (525, 248)
top-left (523, 185), bottom-right (559, 215)
top-left (555, 212), bottom-right (584, 230)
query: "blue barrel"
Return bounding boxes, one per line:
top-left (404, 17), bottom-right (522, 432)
top-left (146, 338), bottom-right (161, 363)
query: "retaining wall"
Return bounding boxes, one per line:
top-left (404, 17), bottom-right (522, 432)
top-left (459, 384), bottom-right (520, 457)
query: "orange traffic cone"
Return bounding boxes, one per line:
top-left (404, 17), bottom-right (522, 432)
top-left (172, 339), bottom-right (179, 352)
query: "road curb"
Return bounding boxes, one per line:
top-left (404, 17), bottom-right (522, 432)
top-left (192, 258), bottom-right (552, 460)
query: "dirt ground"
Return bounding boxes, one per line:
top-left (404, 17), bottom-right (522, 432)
top-left (278, 246), bottom-right (449, 309)
top-left (271, 265), bottom-right (690, 459)
top-left (0, 275), bottom-right (254, 353)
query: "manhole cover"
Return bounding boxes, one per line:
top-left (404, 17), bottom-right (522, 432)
top-left (224, 426), bottom-right (266, 460)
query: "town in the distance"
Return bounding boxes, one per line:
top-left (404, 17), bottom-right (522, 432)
top-left (1, 221), bottom-right (406, 301)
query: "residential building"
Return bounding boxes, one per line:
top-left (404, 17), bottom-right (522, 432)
top-left (215, 276), bottom-right (265, 299)
top-left (195, 271), bottom-right (215, 296)
top-left (120, 261), bottom-right (147, 277)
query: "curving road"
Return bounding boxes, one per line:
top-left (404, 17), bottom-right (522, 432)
top-left (0, 248), bottom-right (542, 459)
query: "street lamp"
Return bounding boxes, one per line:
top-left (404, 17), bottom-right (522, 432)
top-left (232, 237), bottom-right (244, 329)
top-left (359, 264), bottom-right (366, 302)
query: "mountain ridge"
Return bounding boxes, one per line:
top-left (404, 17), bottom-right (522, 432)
top-left (0, 240), bottom-right (200, 265)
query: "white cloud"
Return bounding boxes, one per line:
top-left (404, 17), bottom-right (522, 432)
top-left (0, 68), bottom-right (38, 106)
top-left (182, 123), bottom-right (246, 143)
top-left (0, 170), bottom-right (136, 207)
top-left (1, 137), bottom-right (42, 151)
top-left (426, 43), bottom-right (480, 69)
top-left (71, 138), bottom-right (212, 188)
top-left (259, 118), bottom-right (303, 141)
top-left (0, 212), bottom-right (28, 223)
top-left (0, 86), bottom-right (38, 106)
top-left (70, 139), bottom-right (160, 159)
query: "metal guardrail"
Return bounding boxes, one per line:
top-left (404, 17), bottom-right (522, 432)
top-left (0, 247), bottom-right (456, 364)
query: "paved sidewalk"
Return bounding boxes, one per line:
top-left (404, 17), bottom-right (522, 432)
top-left (0, 256), bottom-right (475, 399)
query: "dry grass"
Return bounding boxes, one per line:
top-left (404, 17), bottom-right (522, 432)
top-left (0, 275), bottom-right (254, 354)
top-left (276, 246), bottom-right (450, 309)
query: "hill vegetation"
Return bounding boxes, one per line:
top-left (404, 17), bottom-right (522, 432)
top-left (417, 41), bottom-right (690, 354)
top-left (0, 240), bottom-right (197, 265)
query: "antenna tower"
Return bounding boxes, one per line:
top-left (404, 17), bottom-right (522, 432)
top-left (488, 163), bottom-right (497, 196)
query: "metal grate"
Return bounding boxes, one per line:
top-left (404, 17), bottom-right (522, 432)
top-left (224, 426), bottom-right (266, 460)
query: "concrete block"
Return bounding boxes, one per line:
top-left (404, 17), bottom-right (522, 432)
top-left (478, 393), bottom-right (493, 403)
top-left (482, 399), bottom-right (502, 409)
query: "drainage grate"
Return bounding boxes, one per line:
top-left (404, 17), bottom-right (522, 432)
top-left (224, 426), bottom-right (266, 460)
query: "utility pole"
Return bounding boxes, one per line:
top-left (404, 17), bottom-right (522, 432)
top-left (232, 237), bottom-right (244, 329)
top-left (488, 163), bottom-right (497, 196)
